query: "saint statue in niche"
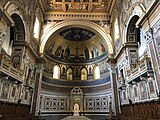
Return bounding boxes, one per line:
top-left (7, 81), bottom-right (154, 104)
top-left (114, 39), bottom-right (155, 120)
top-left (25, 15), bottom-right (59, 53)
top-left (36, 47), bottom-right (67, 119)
top-left (55, 44), bottom-right (62, 57)
top-left (65, 46), bottom-right (70, 59)
top-left (84, 47), bottom-right (89, 60)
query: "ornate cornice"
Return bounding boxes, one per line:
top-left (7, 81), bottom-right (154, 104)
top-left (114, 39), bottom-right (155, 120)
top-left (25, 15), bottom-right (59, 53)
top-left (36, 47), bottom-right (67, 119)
top-left (45, 12), bottom-right (110, 21)
top-left (39, 0), bottom-right (117, 22)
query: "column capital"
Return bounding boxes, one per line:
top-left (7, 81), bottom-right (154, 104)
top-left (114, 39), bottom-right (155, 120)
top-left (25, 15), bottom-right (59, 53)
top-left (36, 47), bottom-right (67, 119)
top-left (35, 64), bottom-right (44, 73)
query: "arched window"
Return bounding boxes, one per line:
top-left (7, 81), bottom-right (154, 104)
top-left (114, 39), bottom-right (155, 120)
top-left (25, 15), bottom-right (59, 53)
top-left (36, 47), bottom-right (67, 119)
top-left (114, 18), bottom-right (119, 41)
top-left (33, 17), bottom-right (40, 39)
top-left (89, 67), bottom-right (92, 75)
top-left (127, 15), bottom-right (141, 66)
top-left (4, 14), bottom-right (25, 56)
top-left (94, 65), bottom-right (100, 79)
top-left (53, 65), bottom-right (60, 79)
top-left (81, 68), bottom-right (87, 80)
top-left (62, 67), bottom-right (66, 75)
top-left (67, 68), bottom-right (73, 80)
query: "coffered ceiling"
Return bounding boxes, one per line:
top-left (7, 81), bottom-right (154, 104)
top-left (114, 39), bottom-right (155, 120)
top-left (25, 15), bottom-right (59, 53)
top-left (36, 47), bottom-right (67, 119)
top-left (39, 0), bottom-right (116, 21)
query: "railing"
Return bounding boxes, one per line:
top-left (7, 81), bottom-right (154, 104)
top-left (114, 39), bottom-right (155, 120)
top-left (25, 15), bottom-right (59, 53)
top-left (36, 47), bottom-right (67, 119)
top-left (0, 54), bottom-right (25, 82)
top-left (127, 55), bottom-right (152, 81)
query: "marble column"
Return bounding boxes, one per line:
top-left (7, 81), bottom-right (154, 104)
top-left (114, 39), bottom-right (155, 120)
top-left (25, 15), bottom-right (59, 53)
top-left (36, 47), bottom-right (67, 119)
top-left (108, 59), bottom-right (120, 120)
top-left (30, 64), bottom-right (43, 115)
top-left (146, 29), bottom-right (160, 93)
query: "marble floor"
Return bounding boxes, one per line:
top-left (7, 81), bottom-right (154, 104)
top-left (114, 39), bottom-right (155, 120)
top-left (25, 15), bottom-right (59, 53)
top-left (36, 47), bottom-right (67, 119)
top-left (41, 115), bottom-right (108, 120)
top-left (61, 116), bottom-right (91, 120)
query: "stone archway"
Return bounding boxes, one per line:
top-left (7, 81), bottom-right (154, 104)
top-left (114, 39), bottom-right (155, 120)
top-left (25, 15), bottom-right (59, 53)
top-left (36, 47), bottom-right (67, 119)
top-left (123, 4), bottom-right (145, 44)
top-left (40, 20), bottom-right (113, 56)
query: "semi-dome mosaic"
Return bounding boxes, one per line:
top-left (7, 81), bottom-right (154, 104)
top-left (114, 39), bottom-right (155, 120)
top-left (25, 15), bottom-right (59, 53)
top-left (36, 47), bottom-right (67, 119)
top-left (44, 27), bottom-right (108, 64)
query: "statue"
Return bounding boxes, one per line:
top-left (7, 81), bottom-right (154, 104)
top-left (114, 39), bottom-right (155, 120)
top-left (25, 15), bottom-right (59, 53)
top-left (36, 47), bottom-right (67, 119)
top-left (55, 44), bottom-right (62, 57)
top-left (84, 47), bottom-right (89, 60)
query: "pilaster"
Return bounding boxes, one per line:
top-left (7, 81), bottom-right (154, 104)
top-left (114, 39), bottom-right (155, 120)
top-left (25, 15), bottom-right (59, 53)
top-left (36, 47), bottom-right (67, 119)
top-left (146, 29), bottom-right (160, 92)
top-left (0, 28), bottom-right (5, 53)
top-left (108, 58), bottom-right (119, 119)
top-left (31, 64), bottom-right (43, 115)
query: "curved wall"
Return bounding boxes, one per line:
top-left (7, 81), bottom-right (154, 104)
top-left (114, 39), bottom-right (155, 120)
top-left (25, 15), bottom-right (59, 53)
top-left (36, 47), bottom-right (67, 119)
top-left (39, 75), bottom-right (112, 114)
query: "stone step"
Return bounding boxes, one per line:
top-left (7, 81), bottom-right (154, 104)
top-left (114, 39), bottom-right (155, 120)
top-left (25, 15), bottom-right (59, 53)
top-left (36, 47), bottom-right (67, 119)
top-left (61, 116), bottom-right (92, 120)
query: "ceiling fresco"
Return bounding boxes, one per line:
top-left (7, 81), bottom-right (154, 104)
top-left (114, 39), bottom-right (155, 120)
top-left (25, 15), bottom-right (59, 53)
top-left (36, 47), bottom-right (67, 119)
top-left (44, 27), bottom-right (108, 64)
top-left (39, 0), bottom-right (115, 21)
top-left (47, 0), bottom-right (112, 13)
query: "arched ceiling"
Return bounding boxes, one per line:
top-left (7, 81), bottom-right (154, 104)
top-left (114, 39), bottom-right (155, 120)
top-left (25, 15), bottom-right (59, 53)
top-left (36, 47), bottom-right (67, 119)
top-left (40, 20), bottom-right (113, 57)
top-left (44, 26), bottom-right (109, 64)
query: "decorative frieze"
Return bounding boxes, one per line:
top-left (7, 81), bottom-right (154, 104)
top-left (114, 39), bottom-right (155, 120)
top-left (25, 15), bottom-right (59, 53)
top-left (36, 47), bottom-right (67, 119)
top-left (45, 13), bottom-right (111, 21)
